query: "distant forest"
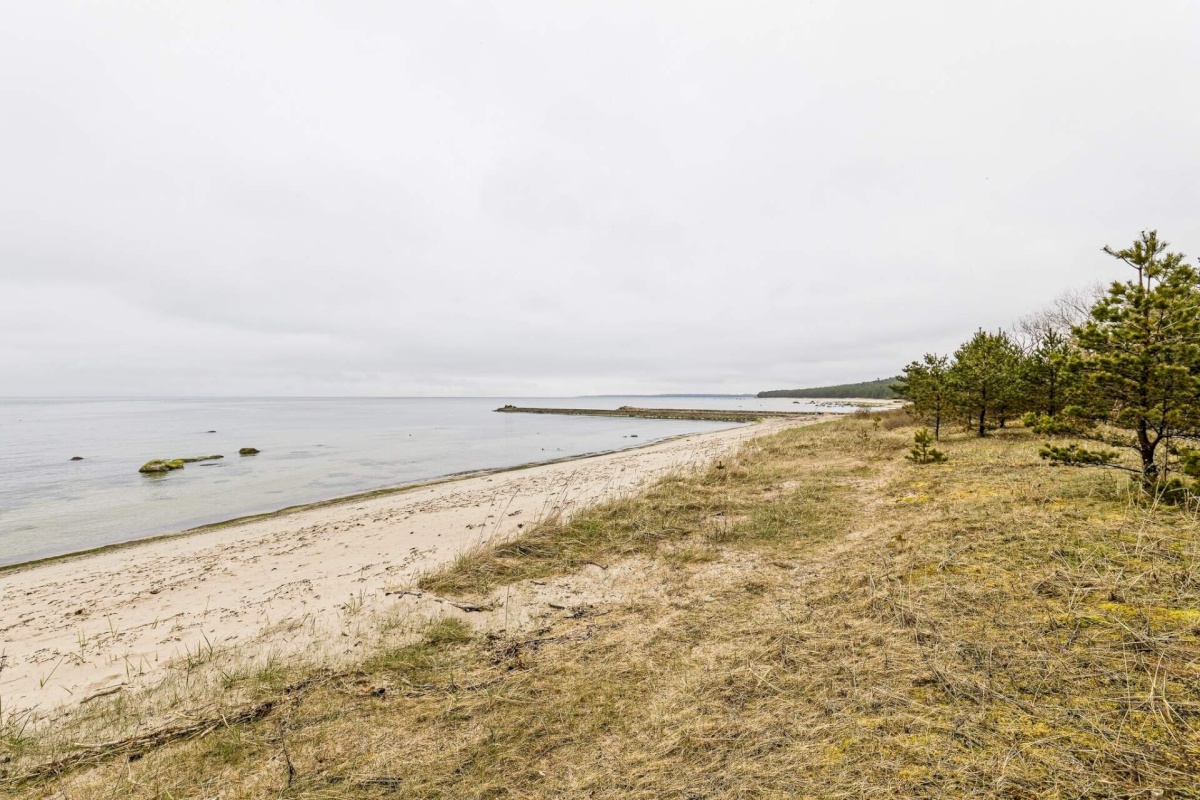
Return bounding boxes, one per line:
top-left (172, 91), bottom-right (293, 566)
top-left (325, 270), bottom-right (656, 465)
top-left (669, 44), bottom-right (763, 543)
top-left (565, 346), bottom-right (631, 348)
top-left (757, 377), bottom-right (900, 399)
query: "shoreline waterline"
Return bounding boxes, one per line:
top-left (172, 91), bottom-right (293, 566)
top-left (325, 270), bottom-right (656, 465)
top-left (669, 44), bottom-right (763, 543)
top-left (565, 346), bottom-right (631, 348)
top-left (0, 423), bottom-right (766, 576)
top-left (9, 397), bottom-right (833, 567)
top-left (4, 397), bottom-right (864, 567)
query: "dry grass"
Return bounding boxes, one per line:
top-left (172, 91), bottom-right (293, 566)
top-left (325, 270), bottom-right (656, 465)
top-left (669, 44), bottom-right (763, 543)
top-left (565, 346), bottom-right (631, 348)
top-left (851, 405), bottom-right (912, 431)
top-left (419, 422), bottom-right (868, 597)
top-left (4, 417), bottom-right (1200, 798)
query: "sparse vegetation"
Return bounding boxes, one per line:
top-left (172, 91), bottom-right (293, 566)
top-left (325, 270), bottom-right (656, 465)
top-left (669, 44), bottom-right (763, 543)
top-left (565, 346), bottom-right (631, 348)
top-left (4, 414), bottom-right (1199, 798)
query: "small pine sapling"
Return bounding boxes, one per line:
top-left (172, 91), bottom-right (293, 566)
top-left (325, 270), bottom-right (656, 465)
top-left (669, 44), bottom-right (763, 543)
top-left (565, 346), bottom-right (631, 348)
top-left (907, 429), bottom-right (947, 464)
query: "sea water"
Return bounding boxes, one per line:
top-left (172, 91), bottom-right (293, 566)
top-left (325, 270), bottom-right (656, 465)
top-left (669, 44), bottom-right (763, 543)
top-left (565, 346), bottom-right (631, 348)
top-left (0, 396), bottom-right (858, 567)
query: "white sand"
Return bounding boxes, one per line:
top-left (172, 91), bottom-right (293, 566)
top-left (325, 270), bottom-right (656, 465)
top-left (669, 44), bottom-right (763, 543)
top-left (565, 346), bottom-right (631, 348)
top-left (0, 417), bottom-right (817, 717)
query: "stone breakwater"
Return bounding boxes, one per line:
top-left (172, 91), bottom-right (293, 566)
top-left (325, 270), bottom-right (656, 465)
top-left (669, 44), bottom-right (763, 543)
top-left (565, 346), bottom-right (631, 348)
top-left (494, 405), bottom-right (818, 423)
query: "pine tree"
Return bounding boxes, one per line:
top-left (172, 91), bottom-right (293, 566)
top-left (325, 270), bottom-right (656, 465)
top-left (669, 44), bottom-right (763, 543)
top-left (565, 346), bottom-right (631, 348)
top-left (949, 330), bottom-right (1024, 437)
top-left (1021, 328), bottom-right (1075, 417)
top-left (892, 353), bottom-right (953, 440)
top-left (1042, 231), bottom-right (1200, 487)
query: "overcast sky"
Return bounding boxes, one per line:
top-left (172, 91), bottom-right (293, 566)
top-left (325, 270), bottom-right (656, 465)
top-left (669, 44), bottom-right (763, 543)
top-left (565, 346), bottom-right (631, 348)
top-left (1, 2), bottom-right (1197, 397)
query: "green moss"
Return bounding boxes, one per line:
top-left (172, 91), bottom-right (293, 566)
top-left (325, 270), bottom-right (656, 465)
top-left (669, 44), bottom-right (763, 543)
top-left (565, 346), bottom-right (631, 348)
top-left (364, 617), bottom-right (474, 683)
top-left (423, 617), bottom-right (474, 647)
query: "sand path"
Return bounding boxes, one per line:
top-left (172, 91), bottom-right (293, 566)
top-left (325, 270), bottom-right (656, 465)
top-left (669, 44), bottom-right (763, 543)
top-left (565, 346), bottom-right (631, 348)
top-left (0, 418), bottom-right (815, 717)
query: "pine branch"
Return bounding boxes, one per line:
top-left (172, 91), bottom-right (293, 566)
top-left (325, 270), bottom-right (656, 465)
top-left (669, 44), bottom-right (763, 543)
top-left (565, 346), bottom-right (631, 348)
top-left (1039, 443), bottom-right (1139, 473)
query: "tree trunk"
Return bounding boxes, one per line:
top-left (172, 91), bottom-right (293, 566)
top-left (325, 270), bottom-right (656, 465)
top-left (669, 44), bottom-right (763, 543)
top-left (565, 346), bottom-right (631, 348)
top-left (1137, 419), bottom-right (1157, 486)
top-left (977, 386), bottom-right (988, 437)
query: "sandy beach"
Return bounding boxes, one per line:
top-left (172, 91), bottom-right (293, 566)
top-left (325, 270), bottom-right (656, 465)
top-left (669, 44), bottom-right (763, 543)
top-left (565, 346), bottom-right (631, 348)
top-left (0, 417), bottom-right (816, 718)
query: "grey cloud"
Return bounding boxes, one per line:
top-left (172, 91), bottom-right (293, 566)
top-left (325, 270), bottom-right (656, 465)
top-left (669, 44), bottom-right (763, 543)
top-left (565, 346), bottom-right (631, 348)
top-left (2, 1), bottom-right (1198, 396)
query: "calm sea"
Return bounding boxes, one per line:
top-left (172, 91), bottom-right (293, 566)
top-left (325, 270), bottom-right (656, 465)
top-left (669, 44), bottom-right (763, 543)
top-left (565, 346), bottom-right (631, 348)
top-left (0, 396), bottom-right (857, 567)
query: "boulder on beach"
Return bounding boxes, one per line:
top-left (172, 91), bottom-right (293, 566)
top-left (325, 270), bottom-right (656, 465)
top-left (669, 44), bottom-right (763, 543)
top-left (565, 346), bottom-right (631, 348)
top-left (139, 459), bottom-right (184, 474)
top-left (239, 447), bottom-right (260, 455)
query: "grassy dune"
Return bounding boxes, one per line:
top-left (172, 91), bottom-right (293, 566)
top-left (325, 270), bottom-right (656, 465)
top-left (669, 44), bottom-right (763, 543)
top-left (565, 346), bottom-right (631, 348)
top-left (4, 413), bottom-right (1200, 797)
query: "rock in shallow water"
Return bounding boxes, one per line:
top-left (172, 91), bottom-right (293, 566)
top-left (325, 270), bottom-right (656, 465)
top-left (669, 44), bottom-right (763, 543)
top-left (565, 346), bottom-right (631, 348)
top-left (139, 455), bottom-right (224, 473)
top-left (239, 447), bottom-right (260, 455)
top-left (139, 459), bottom-right (182, 474)
top-left (70, 456), bottom-right (83, 461)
